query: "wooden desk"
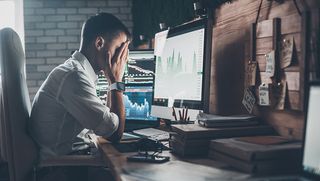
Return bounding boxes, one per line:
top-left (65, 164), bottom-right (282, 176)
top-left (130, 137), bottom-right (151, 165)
top-left (97, 138), bottom-right (268, 181)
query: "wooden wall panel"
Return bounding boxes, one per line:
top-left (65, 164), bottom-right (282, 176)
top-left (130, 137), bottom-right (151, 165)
top-left (281, 14), bottom-right (302, 34)
top-left (257, 20), bottom-right (273, 38)
top-left (210, 0), bottom-right (319, 139)
top-left (255, 14), bottom-right (302, 110)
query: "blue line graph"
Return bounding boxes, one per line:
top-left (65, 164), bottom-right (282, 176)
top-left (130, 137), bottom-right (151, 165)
top-left (123, 87), bottom-right (157, 121)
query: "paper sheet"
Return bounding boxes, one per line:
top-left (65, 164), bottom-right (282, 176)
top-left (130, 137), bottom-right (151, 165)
top-left (246, 61), bottom-right (257, 86)
top-left (265, 50), bottom-right (275, 77)
top-left (280, 37), bottom-right (294, 69)
top-left (259, 83), bottom-right (270, 106)
top-left (242, 88), bottom-right (256, 114)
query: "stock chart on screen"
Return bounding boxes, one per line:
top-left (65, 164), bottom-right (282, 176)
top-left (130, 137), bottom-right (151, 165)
top-left (154, 28), bottom-right (205, 104)
top-left (124, 86), bottom-right (157, 121)
top-left (96, 50), bottom-right (157, 122)
top-left (96, 73), bottom-right (109, 105)
top-left (124, 51), bottom-right (155, 84)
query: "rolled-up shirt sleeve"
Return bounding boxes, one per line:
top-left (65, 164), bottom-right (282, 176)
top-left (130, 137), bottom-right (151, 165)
top-left (56, 70), bottom-right (119, 137)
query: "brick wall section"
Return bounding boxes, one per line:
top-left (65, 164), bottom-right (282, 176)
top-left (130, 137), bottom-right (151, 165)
top-left (24, 0), bottom-right (133, 101)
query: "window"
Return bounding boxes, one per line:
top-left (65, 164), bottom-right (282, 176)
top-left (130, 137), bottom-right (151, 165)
top-left (0, 0), bottom-right (25, 49)
top-left (0, 0), bottom-right (24, 79)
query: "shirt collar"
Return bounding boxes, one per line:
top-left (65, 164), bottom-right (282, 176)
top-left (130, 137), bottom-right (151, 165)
top-left (71, 50), bottom-right (98, 85)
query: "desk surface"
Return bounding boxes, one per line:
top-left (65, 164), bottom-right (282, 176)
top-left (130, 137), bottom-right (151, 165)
top-left (97, 138), bottom-right (300, 181)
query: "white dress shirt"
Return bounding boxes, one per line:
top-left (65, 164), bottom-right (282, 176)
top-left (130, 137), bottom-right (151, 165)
top-left (29, 51), bottom-right (119, 160)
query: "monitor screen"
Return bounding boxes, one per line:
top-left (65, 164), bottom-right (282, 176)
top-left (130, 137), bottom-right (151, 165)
top-left (96, 50), bottom-right (158, 130)
top-left (153, 27), bottom-right (204, 105)
top-left (303, 84), bottom-right (320, 176)
top-left (124, 50), bottom-right (155, 84)
top-left (96, 50), bottom-right (155, 105)
top-left (96, 73), bottom-right (108, 105)
top-left (124, 85), bottom-right (157, 121)
top-left (152, 19), bottom-right (208, 120)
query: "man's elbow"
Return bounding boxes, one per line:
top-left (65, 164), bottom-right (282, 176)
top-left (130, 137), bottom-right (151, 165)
top-left (106, 131), bottom-right (123, 143)
top-left (106, 121), bottom-right (123, 143)
top-left (94, 119), bottom-right (121, 141)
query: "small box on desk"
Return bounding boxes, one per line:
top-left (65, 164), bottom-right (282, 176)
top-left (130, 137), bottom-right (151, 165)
top-left (169, 124), bottom-right (275, 157)
top-left (208, 136), bottom-right (302, 174)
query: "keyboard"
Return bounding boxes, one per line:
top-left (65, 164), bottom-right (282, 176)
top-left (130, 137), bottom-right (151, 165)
top-left (121, 132), bottom-right (141, 141)
top-left (132, 128), bottom-right (170, 141)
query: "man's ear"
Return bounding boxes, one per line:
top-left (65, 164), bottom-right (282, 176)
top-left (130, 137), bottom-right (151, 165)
top-left (95, 36), bottom-right (105, 51)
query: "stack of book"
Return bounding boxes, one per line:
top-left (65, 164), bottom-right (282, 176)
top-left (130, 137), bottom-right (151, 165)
top-left (208, 136), bottom-right (302, 174)
top-left (169, 124), bottom-right (274, 156)
top-left (197, 113), bottom-right (259, 128)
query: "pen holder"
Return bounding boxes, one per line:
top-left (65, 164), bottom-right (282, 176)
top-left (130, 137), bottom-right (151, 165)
top-left (171, 107), bottom-right (192, 124)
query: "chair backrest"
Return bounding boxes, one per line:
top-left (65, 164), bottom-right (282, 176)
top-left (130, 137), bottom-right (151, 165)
top-left (0, 74), bottom-right (7, 163)
top-left (0, 28), bottom-right (38, 181)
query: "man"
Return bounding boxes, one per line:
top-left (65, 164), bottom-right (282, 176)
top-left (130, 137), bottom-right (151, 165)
top-left (29, 13), bottom-right (131, 161)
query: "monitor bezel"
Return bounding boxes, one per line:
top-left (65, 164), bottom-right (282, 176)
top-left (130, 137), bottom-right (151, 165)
top-left (301, 80), bottom-right (320, 179)
top-left (152, 18), bottom-right (210, 115)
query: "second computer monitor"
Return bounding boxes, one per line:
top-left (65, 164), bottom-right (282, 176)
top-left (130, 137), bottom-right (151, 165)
top-left (124, 50), bottom-right (155, 85)
top-left (96, 50), bottom-right (158, 130)
top-left (124, 85), bottom-right (157, 121)
top-left (151, 19), bottom-right (209, 120)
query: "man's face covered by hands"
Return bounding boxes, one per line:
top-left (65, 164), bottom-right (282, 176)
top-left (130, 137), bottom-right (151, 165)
top-left (96, 32), bottom-right (129, 83)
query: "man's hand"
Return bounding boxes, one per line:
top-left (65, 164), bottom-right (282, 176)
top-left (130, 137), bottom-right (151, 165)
top-left (103, 41), bottom-right (129, 143)
top-left (104, 41), bottom-right (129, 84)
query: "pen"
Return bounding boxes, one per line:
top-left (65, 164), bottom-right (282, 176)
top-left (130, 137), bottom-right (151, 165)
top-left (178, 110), bottom-right (182, 121)
top-left (182, 108), bottom-right (185, 120)
top-left (172, 107), bottom-right (178, 121)
top-left (179, 107), bottom-right (188, 121)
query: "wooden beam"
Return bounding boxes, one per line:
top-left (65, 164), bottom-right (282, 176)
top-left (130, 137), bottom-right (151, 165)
top-left (300, 11), bottom-right (310, 111)
top-left (273, 18), bottom-right (281, 83)
top-left (250, 23), bottom-right (257, 62)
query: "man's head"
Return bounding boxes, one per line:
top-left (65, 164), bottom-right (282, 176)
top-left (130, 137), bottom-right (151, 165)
top-left (80, 13), bottom-right (131, 72)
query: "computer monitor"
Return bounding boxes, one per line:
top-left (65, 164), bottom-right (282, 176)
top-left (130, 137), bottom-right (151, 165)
top-left (96, 50), bottom-right (155, 104)
top-left (124, 85), bottom-right (157, 121)
top-left (151, 19), bottom-right (210, 121)
top-left (96, 50), bottom-right (158, 130)
top-left (124, 50), bottom-right (155, 84)
top-left (302, 81), bottom-right (320, 178)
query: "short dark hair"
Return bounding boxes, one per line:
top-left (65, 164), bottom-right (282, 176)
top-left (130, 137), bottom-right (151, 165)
top-left (81, 12), bottom-right (131, 46)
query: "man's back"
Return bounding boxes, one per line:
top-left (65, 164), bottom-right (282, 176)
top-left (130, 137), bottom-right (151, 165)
top-left (29, 52), bottom-right (119, 160)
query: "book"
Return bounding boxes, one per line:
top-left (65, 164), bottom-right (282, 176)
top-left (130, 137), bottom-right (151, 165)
top-left (171, 124), bottom-right (274, 141)
top-left (170, 134), bottom-right (209, 148)
top-left (169, 139), bottom-right (208, 156)
top-left (169, 125), bottom-right (274, 156)
top-left (209, 150), bottom-right (301, 174)
top-left (198, 119), bottom-right (259, 128)
top-left (197, 113), bottom-right (259, 128)
top-left (235, 135), bottom-right (294, 145)
top-left (197, 113), bottom-right (257, 122)
top-left (209, 137), bottom-right (302, 162)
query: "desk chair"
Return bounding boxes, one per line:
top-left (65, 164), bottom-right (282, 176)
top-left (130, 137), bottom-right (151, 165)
top-left (0, 28), bottom-right (105, 181)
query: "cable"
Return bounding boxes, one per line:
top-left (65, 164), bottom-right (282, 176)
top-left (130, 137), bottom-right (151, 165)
top-left (255, 0), bottom-right (264, 24)
top-left (293, 0), bottom-right (302, 16)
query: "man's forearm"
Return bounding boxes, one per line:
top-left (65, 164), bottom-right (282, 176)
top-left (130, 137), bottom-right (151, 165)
top-left (107, 90), bottom-right (125, 142)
